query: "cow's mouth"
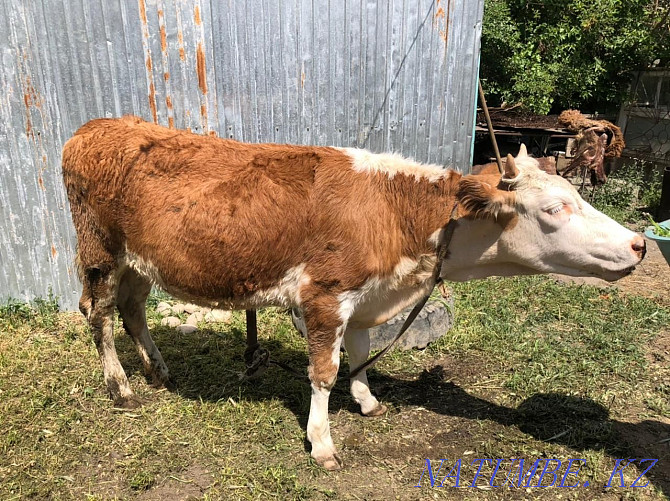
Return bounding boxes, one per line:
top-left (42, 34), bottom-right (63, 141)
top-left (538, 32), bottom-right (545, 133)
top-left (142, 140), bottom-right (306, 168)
top-left (617, 266), bottom-right (636, 278)
top-left (596, 266), bottom-right (636, 282)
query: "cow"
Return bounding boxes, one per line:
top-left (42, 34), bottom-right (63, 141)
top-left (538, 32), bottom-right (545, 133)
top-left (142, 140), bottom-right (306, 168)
top-left (61, 116), bottom-right (645, 470)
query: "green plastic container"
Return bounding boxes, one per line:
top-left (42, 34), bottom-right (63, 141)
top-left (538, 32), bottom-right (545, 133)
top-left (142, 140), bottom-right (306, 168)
top-left (645, 218), bottom-right (670, 266)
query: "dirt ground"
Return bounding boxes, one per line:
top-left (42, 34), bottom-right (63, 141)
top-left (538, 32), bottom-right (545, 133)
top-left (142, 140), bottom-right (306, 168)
top-left (617, 234), bottom-right (670, 303)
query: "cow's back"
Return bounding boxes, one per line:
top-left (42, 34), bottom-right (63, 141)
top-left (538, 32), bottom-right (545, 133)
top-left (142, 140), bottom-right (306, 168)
top-left (62, 116), bottom-right (377, 304)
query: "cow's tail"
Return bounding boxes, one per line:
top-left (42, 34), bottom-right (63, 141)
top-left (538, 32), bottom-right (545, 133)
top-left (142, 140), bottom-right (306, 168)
top-left (62, 131), bottom-right (118, 318)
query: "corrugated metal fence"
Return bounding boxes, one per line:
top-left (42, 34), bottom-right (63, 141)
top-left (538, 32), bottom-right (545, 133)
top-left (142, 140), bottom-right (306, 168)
top-left (0, 0), bottom-right (484, 310)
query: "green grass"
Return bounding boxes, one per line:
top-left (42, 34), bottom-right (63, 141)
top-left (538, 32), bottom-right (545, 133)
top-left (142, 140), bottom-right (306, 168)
top-left (447, 278), bottom-right (663, 398)
top-left (590, 161), bottom-right (663, 225)
top-left (0, 277), bottom-right (668, 499)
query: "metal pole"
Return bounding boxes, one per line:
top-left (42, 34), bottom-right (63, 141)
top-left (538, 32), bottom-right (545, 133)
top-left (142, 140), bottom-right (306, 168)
top-left (244, 310), bottom-right (258, 366)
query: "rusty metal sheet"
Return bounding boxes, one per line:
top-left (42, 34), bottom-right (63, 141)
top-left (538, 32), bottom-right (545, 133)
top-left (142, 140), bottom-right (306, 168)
top-left (0, 0), bottom-right (484, 309)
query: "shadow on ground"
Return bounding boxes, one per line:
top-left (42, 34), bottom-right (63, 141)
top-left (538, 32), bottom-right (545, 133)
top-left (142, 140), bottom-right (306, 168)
top-left (116, 324), bottom-right (669, 496)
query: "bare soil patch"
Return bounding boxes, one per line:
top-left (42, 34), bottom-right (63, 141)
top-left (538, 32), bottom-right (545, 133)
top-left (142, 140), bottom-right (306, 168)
top-left (319, 359), bottom-right (669, 500)
top-left (138, 464), bottom-right (213, 501)
top-left (618, 234), bottom-right (670, 304)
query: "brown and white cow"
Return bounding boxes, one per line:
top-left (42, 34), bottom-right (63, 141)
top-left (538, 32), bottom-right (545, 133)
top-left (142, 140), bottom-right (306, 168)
top-left (62, 116), bottom-right (645, 470)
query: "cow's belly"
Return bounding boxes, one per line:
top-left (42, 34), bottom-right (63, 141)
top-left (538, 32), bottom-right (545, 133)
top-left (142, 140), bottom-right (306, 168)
top-left (122, 249), bottom-right (308, 310)
top-left (124, 238), bottom-right (438, 328)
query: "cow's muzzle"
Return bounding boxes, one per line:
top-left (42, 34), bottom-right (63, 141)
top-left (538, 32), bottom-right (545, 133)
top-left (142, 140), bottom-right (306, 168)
top-left (631, 236), bottom-right (646, 261)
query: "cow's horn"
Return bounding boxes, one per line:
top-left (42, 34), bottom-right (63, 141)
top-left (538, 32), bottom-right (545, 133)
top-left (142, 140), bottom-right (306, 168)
top-left (503, 154), bottom-right (520, 181)
top-left (518, 143), bottom-right (528, 157)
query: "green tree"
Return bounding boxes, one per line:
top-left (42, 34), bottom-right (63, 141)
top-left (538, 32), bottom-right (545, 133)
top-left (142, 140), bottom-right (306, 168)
top-left (480, 0), bottom-right (670, 114)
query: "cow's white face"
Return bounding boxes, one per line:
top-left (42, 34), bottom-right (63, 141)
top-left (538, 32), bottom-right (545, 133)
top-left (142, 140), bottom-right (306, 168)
top-left (443, 146), bottom-right (646, 282)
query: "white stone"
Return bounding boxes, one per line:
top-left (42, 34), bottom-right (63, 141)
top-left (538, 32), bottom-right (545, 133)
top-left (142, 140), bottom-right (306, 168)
top-left (156, 301), bottom-right (172, 314)
top-left (171, 303), bottom-right (186, 314)
top-left (183, 303), bottom-right (199, 314)
top-left (203, 312), bottom-right (215, 323)
top-left (185, 311), bottom-right (204, 326)
top-left (161, 316), bottom-right (182, 328)
top-left (176, 324), bottom-right (198, 334)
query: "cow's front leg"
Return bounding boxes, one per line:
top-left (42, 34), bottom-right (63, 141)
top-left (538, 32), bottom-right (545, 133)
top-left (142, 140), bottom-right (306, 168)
top-left (344, 328), bottom-right (387, 417)
top-left (303, 299), bottom-right (346, 470)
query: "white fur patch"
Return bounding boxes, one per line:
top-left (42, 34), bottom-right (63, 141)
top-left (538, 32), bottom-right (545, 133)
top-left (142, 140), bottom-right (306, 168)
top-left (337, 277), bottom-right (382, 322)
top-left (338, 254), bottom-right (438, 328)
top-left (125, 249), bottom-right (166, 289)
top-left (427, 228), bottom-right (442, 248)
top-left (307, 382), bottom-right (337, 461)
top-left (392, 257), bottom-right (420, 284)
top-left (331, 330), bottom-right (344, 368)
top-left (342, 147), bottom-right (448, 182)
top-left (250, 263), bottom-right (311, 307)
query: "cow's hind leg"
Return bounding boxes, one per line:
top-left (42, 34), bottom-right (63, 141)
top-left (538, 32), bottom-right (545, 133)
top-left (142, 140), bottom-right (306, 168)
top-left (303, 296), bottom-right (346, 470)
top-left (80, 265), bottom-right (139, 408)
top-left (344, 328), bottom-right (387, 417)
top-left (117, 268), bottom-right (173, 390)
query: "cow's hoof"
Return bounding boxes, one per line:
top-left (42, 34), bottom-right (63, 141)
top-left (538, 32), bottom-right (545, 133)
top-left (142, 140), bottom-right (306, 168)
top-left (316, 453), bottom-right (343, 471)
top-left (363, 403), bottom-right (388, 417)
top-left (113, 395), bottom-right (143, 409)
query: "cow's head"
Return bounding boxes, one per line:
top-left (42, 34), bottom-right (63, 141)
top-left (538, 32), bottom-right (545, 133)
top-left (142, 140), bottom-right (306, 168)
top-left (443, 145), bottom-right (646, 282)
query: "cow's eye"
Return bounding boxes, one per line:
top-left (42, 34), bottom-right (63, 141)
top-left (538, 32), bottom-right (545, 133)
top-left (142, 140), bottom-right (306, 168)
top-left (545, 203), bottom-right (564, 215)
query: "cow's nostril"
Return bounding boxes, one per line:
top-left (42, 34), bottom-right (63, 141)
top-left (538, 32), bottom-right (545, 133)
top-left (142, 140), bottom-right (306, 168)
top-left (631, 237), bottom-right (646, 258)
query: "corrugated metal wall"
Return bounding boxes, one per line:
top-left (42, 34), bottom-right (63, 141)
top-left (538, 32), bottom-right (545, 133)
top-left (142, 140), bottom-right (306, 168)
top-left (0, 0), bottom-right (484, 310)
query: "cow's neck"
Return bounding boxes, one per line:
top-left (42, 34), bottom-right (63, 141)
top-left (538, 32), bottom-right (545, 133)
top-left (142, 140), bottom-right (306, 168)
top-left (376, 169), bottom-right (462, 259)
top-left (343, 169), bottom-right (461, 328)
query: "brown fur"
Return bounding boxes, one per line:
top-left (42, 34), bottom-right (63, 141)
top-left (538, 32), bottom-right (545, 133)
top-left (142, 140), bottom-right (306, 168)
top-left (64, 118), bottom-right (461, 301)
top-left (536, 156), bottom-right (557, 176)
top-left (457, 173), bottom-right (517, 221)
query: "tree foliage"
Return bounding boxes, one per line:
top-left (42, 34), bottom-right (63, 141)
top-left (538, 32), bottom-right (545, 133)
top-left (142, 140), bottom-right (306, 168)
top-left (480, 0), bottom-right (670, 114)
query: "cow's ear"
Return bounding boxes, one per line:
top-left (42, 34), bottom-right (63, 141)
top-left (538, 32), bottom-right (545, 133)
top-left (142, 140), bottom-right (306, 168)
top-left (457, 176), bottom-right (515, 218)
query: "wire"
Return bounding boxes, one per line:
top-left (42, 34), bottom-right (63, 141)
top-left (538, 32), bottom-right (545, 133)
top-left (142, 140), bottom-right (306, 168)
top-left (361, 0), bottom-right (437, 148)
